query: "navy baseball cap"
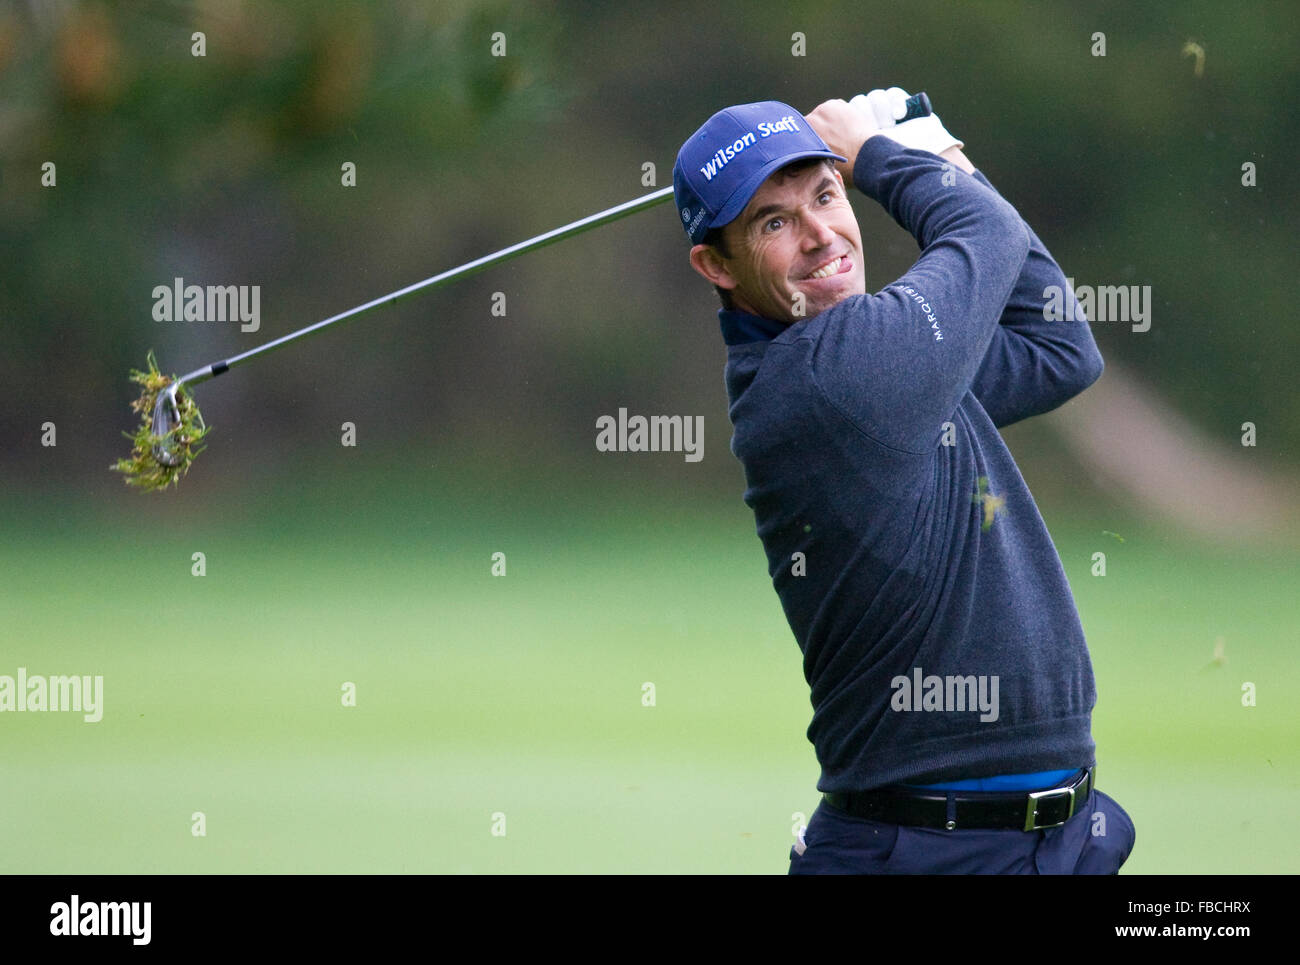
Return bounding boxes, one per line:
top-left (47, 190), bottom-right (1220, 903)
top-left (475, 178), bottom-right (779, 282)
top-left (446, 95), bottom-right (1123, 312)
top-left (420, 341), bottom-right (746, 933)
top-left (673, 101), bottom-right (846, 245)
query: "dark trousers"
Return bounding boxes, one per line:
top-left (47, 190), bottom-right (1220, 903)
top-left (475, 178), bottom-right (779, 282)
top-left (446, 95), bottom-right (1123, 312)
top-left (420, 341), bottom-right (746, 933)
top-left (788, 787), bottom-right (1135, 874)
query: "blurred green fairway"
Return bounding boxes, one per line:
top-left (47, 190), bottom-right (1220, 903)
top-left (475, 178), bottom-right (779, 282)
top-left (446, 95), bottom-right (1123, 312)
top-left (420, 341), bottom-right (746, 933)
top-left (2, 461), bottom-right (1296, 874)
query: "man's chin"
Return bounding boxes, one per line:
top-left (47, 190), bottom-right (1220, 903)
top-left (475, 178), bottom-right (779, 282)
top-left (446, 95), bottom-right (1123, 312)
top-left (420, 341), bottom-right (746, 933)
top-left (791, 277), bottom-right (864, 316)
top-left (736, 285), bottom-right (859, 324)
top-left (797, 289), bottom-right (860, 320)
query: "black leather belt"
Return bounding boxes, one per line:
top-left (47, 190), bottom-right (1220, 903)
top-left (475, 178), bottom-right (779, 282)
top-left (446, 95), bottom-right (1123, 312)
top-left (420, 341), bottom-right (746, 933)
top-left (822, 766), bottom-right (1095, 832)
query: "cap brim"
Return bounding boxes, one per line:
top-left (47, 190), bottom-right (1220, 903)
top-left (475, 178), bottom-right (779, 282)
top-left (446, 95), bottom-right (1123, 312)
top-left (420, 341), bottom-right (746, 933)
top-left (708, 149), bottom-right (848, 233)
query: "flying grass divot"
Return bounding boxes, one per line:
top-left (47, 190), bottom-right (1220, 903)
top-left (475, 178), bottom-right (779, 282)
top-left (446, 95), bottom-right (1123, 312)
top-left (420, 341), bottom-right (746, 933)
top-left (112, 351), bottom-right (209, 492)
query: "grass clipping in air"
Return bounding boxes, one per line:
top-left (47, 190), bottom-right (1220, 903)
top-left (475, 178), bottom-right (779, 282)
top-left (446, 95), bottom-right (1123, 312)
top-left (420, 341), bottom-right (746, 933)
top-left (111, 351), bottom-right (209, 492)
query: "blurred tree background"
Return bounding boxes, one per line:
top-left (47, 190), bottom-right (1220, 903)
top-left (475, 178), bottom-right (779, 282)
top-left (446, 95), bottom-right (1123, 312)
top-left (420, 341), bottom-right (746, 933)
top-left (2, 0), bottom-right (1298, 879)
top-left (1, 0), bottom-right (1296, 538)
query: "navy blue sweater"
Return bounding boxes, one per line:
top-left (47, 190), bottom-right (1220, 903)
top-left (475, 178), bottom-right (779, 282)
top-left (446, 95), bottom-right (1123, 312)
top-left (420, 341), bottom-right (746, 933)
top-left (720, 135), bottom-right (1104, 792)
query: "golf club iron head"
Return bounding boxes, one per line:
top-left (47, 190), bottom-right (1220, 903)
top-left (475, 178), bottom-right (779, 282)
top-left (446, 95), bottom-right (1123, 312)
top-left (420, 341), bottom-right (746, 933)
top-left (150, 383), bottom-right (184, 467)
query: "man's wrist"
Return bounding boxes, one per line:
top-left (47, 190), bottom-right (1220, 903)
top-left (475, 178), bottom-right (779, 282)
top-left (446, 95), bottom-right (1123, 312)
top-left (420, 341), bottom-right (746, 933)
top-left (940, 145), bottom-right (975, 175)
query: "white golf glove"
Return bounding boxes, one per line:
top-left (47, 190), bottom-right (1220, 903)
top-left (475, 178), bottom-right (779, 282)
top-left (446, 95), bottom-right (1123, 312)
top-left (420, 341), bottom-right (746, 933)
top-left (849, 87), bottom-right (964, 156)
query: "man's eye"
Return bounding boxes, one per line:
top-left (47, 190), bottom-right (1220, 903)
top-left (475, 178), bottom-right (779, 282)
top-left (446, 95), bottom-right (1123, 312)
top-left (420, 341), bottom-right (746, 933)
top-left (764, 217), bottom-right (785, 232)
top-left (818, 192), bottom-right (833, 204)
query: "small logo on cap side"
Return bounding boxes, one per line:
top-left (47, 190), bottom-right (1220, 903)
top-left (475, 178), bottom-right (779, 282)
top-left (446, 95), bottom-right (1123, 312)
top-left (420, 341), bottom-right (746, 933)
top-left (686, 206), bottom-right (707, 238)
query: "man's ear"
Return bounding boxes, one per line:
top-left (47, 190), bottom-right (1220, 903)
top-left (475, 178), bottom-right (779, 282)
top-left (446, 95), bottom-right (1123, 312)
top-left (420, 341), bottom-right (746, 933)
top-left (689, 244), bottom-right (738, 292)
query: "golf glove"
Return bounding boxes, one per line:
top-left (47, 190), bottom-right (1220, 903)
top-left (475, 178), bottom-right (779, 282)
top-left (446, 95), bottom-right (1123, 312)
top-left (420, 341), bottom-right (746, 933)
top-left (849, 87), bottom-right (964, 156)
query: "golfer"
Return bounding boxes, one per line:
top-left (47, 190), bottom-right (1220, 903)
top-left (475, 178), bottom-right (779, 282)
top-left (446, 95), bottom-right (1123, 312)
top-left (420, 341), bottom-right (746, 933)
top-left (673, 89), bottom-right (1135, 874)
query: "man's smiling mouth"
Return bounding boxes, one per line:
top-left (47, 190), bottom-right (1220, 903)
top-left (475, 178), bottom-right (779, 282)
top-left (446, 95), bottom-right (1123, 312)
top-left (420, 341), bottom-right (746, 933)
top-left (803, 255), bottom-right (848, 280)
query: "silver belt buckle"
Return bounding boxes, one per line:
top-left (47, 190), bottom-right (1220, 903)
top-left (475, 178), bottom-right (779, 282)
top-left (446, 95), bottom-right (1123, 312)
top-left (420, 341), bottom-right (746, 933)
top-left (1023, 768), bottom-right (1090, 831)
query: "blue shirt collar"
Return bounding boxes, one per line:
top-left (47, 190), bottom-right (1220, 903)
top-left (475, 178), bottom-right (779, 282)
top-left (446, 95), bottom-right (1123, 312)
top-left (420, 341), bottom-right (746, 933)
top-left (718, 308), bottom-right (788, 346)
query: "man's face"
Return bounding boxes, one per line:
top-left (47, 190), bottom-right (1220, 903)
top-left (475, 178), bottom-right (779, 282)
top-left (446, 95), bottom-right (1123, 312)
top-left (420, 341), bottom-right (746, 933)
top-left (705, 162), bottom-right (865, 323)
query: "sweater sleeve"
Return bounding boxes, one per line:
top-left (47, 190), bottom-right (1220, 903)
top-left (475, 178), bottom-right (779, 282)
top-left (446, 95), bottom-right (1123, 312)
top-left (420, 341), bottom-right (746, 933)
top-left (966, 170), bottom-right (1105, 428)
top-left (803, 137), bottom-right (1030, 454)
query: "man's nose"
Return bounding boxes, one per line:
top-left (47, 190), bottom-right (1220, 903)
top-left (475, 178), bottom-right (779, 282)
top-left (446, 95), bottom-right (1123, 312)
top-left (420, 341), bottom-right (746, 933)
top-left (801, 210), bottom-right (836, 248)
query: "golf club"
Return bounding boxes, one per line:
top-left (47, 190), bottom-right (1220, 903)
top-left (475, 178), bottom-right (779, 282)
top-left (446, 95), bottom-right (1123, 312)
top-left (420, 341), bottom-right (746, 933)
top-left (147, 92), bottom-right (934, 469)
top-left (149, 185), bottom-right (676, 466)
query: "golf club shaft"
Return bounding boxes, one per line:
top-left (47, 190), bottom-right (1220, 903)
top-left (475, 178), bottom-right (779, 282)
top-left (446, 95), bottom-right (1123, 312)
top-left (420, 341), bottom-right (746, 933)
top-left (174, 185), bottom-right (677, 387)
top-left (172, 91), bottom-right (934, 388)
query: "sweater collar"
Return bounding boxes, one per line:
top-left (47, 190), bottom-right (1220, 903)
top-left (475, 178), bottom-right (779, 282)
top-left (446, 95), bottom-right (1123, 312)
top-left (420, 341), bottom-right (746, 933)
top-left (718, 307), bottom-right (788, 346)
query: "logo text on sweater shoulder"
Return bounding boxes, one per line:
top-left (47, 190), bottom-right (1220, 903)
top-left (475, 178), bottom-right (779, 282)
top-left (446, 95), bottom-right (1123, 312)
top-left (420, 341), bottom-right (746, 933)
top-left (901, 285), bottom-right (942, 341)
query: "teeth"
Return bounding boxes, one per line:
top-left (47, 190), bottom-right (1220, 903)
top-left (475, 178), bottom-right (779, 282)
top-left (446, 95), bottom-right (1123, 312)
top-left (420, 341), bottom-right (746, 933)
top-left (809, 257), bottom-right (841, 279)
